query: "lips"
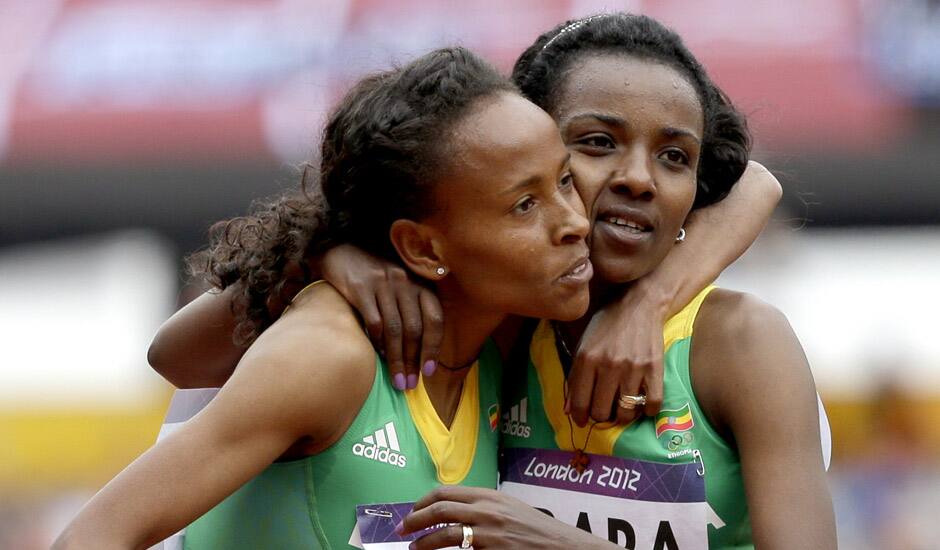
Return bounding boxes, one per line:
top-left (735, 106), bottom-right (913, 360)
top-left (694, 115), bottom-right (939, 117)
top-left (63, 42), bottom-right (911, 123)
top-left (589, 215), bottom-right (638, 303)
top-left (594, 204), bottom-right (655, 248)
top-left (558, 255), bottom-right (593, 286)
top-left (596, 205), bottom-right (654, 231)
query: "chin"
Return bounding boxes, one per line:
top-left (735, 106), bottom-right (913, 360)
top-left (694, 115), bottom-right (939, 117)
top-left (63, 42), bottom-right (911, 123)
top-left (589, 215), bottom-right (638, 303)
top-left (534, 288), bottom-right (590, 322)
top-left (592, 260), bottom-right (644, 287)
top-left (558, 295), bottom-right (591, 321)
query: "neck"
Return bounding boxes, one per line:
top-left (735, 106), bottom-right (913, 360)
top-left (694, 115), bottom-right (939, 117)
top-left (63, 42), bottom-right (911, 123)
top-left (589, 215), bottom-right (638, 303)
top-left (421, 290), bottom-right (504, 428)
top-left (558, 278), bottom-right (631, 353)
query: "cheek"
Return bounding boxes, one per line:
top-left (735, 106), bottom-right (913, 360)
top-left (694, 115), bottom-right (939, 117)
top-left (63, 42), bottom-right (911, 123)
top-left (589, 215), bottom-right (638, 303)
top-left (662, 178), bottom-right (698, 231)
top-left (447, 229), bottom-right (540, 289)
top-left (570, 155), bottom-right (608, 216)
top-left (443, 225), bottom-right (566, 315)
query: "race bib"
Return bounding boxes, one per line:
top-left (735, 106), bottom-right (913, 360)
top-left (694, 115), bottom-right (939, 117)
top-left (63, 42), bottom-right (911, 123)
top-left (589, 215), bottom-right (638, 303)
top-left (349, 502), bottom-right (461, 550)
top-left (500, 448), bottom-right (723, 550)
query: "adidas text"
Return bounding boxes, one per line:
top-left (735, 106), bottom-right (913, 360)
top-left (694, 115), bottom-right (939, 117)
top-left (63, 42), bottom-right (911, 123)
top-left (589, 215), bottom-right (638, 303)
top-left (502, 397), bottom-right (532, 439)
top-left (353, 422), bottom-right (407, 468)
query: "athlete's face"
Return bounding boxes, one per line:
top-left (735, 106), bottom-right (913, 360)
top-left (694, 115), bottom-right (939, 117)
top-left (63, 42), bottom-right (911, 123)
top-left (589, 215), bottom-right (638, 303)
top-left (423, 92), bottom-right (592, 321)
top-left (551, 55), bottom-right (703, 286)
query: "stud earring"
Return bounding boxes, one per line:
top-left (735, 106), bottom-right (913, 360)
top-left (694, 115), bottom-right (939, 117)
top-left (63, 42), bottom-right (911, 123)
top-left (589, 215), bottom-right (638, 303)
top-left (436, 266), bottom-right (447, 276)
top-left (676, 228), bottom-right (686, 243)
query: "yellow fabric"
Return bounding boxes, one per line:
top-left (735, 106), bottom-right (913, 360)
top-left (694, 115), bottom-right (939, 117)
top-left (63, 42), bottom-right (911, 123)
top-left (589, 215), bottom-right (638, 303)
top-left (530, 285), bottom-right (717, 455)
top-left (662, 285), bottom-right (716, 352)
top-left (289, 279), bottom-right (329, 305)
top-left (530, 321), bottom-right (627, 455)
top-left (405, 364), bottom-right (480, 484)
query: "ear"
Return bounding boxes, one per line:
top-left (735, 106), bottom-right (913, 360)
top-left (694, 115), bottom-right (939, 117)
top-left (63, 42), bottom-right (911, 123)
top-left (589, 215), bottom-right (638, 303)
top-left (389, 219), bottom-right (447, 281)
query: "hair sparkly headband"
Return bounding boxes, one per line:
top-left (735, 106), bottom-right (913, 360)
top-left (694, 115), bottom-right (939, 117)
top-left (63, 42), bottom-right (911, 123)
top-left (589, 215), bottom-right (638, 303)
top-left (540, 14), bottom-right (610, 52)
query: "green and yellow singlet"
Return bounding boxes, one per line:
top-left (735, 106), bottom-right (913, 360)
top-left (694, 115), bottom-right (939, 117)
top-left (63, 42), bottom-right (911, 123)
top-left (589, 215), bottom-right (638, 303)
top-left (500, 286), bottom-right (753, 549)
top-left (183, 342), bottom-right (502, 549)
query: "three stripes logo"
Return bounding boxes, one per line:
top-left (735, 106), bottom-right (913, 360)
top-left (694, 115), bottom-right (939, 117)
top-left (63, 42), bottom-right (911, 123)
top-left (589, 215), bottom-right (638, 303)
top-left (501, 397), bottom-right (532, 439)
top-left (352, 421), bottom-right (407, 468)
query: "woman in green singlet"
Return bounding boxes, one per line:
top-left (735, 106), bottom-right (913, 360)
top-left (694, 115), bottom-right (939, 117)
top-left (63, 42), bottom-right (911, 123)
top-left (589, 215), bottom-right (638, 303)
top-left (53, 47), bottom-right (596, 549)
top-left (396, 14), bottom-right (836, 550)
top-left (141, 13), bottom-right (804, 550)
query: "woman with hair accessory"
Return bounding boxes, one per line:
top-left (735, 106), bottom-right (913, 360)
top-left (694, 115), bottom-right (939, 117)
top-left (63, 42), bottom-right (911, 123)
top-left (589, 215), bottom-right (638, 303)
top-left (398, 14), bottom-right (835, 549)
top-left (53, 47), bottom-right (596, 549)
top-left (143, 14), bottom-right (817, 550)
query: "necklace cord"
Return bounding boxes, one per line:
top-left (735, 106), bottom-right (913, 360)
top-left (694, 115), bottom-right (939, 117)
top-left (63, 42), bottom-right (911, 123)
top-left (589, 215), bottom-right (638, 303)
top-left (553, 322), bottom-right (618, 459)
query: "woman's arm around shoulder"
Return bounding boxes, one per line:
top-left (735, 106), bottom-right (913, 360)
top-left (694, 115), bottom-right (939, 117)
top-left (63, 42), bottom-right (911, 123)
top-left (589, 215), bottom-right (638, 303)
top-left (56, 284), bottom-right (375, 550)
top-left (147, 285), bottom-right (245, 388)
top-left (567, 161), bottom-right (783, 425)
top-left (691, 289), bottom-right (836, 550)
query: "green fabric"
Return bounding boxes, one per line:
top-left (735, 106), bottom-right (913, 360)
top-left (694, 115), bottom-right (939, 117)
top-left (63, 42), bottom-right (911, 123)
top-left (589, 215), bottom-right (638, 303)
top-left (184, 341), bottom-right (502, 549)
top-left (501, 335), bottom-right (752, 549)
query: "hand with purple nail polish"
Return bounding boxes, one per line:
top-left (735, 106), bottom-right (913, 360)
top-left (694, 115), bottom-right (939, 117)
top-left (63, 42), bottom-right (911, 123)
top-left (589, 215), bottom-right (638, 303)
top-left (320, 244), bottom-right (444, 392)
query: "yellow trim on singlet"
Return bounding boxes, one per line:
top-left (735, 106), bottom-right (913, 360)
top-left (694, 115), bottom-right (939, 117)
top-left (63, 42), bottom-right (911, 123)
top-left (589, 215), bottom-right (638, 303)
top-left (530, 321), bottom-right (628, 454)
top-left (662, 285), bottom-right (716, 352)
top-left (530, 285), bottom-right (717, 454)
top-left (405, 364), bottom-right (480, 484)
top-left (289, 279), bottom-right (329, 304)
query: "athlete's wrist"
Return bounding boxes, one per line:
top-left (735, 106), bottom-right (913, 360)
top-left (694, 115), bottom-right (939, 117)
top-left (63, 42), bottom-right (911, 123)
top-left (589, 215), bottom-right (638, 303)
top-left (624, 277), bottom-right (672, 321)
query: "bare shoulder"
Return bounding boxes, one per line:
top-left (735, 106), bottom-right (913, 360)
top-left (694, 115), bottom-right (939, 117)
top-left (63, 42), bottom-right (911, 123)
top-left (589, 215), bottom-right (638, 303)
top-left (249, 282), bottom-right (372, 364)
top-left (226, 282), bottom-right (376, 441)
top-left (695, 288), bottom-right (792, 346)
top-left (691, 289), bottom-right (814, 434)
top-left (691, 294), bottom-right (834, 546)
top-left (693, 288), bottom-right (795, 363)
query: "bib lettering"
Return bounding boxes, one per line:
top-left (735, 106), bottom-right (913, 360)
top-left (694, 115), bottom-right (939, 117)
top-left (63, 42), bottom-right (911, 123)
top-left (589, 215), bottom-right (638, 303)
top-left (499, 448), bottom-right (724, 549)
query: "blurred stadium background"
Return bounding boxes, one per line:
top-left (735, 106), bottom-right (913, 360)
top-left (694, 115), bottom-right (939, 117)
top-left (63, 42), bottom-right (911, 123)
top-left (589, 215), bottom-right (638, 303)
top-left (1, 0), bottom-right (939, 547)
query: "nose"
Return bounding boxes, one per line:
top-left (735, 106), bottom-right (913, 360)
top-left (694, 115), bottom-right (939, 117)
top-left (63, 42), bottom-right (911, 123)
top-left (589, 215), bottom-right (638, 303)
top-left (609, 147), bottom-right (656, 199)
top-left (553, 189), bottom-right (591, 246)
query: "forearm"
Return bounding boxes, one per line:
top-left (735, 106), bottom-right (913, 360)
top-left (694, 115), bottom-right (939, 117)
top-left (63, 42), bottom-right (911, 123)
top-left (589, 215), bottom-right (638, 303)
top-left (148, 254), bottom-right (327, 388)
top-left (633, 161), bottom-right (782, 318)
top-left (148, 285), bottom-right (245, 388)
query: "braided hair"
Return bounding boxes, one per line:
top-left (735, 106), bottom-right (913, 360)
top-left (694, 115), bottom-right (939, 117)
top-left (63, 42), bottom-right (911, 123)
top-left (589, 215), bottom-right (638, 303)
top-left (512, 13), bottom-right (751, 209)
top-left (189, 47), bottom-right (516, 344)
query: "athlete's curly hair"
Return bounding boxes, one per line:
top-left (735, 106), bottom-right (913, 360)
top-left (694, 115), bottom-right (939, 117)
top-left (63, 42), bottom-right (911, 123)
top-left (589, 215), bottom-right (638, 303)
top-left (512, 13), bottom-right (751, 209)
top-left (188, 47), bottom-right (516, 345)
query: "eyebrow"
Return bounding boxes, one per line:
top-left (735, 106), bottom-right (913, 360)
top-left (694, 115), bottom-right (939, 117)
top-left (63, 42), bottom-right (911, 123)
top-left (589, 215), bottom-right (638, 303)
top-left (661, 127), bottom-right (702, 144)
top-left (502, 153), bottom-right (571, 196)
top-left (566, 112), bottom-right (702, 144)
top-left (566, 112), bottom-right (624, 127)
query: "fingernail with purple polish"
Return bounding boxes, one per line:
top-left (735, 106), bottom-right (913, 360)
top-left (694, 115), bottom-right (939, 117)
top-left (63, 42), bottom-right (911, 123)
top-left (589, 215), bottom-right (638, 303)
top-left (408, 543), bottom-right (416, 550)
top-left (422, 360), bottom-right (436, 377)
top-left (393, 373), bottom-right (406, 391)
top-left (407, 373), bottom-right (418, 390)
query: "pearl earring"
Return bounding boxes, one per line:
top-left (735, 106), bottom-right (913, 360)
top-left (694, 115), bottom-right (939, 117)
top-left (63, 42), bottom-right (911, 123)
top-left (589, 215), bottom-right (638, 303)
top-left (676, 228), bottom-right (686, 243)
top-left (436, 266), bottom-right (446, 276)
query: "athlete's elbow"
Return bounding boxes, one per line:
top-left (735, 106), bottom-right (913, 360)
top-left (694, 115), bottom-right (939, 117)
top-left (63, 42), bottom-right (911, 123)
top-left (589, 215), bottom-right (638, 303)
top-left (746, 160), bottom-right (783, 207)
top-left (146, 330), bottom-right (192, 388)
top-left (146, 331), bottom-right (173, 380)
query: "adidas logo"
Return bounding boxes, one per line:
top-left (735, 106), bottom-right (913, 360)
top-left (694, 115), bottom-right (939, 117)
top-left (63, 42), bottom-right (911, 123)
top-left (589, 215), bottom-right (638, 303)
top-left (501, 397), bottom-right (532, 439)
top-left (352, 422), bottom-right (408, 468)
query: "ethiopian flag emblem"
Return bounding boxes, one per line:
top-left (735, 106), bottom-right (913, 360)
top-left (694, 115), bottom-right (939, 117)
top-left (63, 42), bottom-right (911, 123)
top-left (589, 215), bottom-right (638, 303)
top-left (488, 404), bottom-right (500, 431)
top-left (655, 403), bottom-right (694, 437)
